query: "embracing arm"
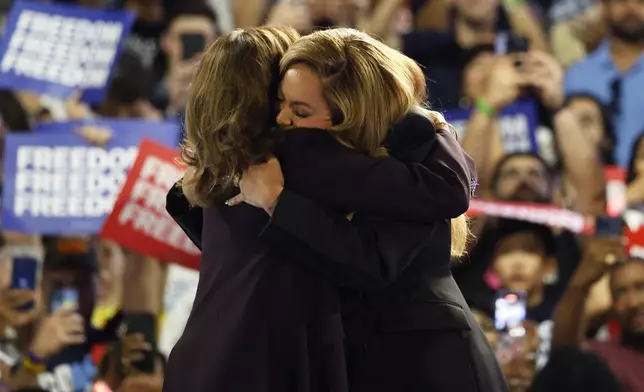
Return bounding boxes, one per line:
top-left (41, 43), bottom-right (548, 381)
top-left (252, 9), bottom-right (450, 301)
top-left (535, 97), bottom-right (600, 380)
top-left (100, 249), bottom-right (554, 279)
top-left (260, 188), bottom-right (436, 291)
top-left (166, 184), bottom-right (203, 250)
top-left (365, 129), bottom-right (474, 220)
top-left (288, 113), bottom-right (476, 222)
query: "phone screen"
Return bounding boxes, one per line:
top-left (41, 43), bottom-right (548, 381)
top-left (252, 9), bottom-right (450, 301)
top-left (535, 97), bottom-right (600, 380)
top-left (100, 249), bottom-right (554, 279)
top-left (50, 287), bottom-right (79, 313)
top-left (181, 34), bottom-right (206, 60)
top-left (11, 257), bottom-right (37, 291)
top-left (595, 216), bottom-right (624, 237)
top-left (494, 291), bottom-right (527, 332)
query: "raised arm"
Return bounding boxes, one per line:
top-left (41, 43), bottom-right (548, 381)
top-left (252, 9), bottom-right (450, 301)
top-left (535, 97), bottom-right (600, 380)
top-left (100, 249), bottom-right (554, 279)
top-left (280, 112), bottom-right (476, 222)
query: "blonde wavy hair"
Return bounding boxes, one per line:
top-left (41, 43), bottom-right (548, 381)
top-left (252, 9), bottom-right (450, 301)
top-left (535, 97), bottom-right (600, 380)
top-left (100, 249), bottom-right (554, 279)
top-left (280, 28), bottom-right (470, 257)
top-left (181, 26), bottom-right (300, 207)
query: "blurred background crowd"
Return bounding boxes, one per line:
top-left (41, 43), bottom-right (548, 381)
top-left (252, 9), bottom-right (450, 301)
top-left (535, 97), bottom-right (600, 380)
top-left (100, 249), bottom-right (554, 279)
top-left (0, 0), bottom-right (644, 391)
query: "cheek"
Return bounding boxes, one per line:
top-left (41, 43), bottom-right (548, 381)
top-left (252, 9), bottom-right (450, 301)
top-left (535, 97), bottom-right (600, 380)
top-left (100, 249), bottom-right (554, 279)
top-left (523, 260), bottom-right (543, 276)
top-left (493, 261), bottom-right (512, 279)
top-left (498, 178), bottom-right (519, 193)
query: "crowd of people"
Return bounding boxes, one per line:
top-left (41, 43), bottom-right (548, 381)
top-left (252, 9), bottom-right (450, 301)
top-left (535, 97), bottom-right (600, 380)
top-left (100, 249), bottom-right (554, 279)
top-left (0, 0), bottom-right (643, 391)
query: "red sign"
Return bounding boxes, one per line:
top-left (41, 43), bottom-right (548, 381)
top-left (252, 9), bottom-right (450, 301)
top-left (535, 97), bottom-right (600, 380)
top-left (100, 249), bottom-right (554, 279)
top-left (605, 165), bottom-right (627, 217)
top-left (467, 199), bottom-right (593, 234)
top-left (624, 210), bottom-right (644, 259)
top-left (100, 139), bottom-right (200, 270)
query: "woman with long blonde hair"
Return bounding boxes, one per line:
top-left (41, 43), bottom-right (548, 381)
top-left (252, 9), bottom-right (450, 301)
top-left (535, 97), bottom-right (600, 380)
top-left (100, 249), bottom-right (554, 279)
top-left (229, 28), bottom-right (506, 392)
top-left (165, 27), bottom-right (488, 392)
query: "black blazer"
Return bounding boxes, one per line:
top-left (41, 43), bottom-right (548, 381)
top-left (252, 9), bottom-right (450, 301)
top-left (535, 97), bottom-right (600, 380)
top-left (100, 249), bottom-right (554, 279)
top-left (163, 113), bottom-right (501, 392)
top-left (257, 127), bottom-right (507, 391)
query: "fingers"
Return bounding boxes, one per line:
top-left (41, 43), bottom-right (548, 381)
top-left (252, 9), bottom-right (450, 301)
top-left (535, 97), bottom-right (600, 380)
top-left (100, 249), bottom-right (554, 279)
top-left (124, 333), bottom-right (152, 352)
top-left (225, 192), bottom-right (245, 206)
top-left (6, 289), bottom-right (36, 307)
top-left (53, 305), bottom-right (79, 318)
top-left (63, 333), bottom-right (87, 346)
top-left (122, 333), bottom-right (152, 366)
top-left (67, 90), bottom-right (83, 103)
top-left (76, 125), bottom-right (112, 147)
top-left (56, 311), bottom-right (86, 346)
top-left (62, 313), bottom-right (85, 331)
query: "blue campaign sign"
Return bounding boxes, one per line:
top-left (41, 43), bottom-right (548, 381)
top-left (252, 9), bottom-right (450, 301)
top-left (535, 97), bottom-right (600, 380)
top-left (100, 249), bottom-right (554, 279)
top-left (32, 119), bottom-right (182, 147)
top-left (1, 123), bottom-right (180, 234)
top-left (0, 1), bottom-right (134, 103)
top-left (443, 100), bottom-right (539, 154)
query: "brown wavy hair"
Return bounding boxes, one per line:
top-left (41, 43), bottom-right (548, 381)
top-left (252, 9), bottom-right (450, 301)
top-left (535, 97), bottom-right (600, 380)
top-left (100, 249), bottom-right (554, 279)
top-left (181, 26), bottom-right (300, 207)
top-left (280, 28), bottom-right (470, 257)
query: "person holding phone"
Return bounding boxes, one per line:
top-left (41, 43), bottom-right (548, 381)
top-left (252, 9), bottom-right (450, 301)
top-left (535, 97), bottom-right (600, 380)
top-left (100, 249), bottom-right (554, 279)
top-left (157, 3), bottom-right (217, 115)
top-left (552, 238), bottom-right (644, 391)
top-left (9, 240), bottom-right (124, 392)
top-left (0, 245), bottom-right (44, 328)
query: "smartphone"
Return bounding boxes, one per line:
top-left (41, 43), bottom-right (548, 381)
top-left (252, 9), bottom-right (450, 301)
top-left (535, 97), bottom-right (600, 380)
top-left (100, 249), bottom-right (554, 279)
top-left (595, 216), bottom-right (624, 237)
top-left (10, 257), bottom-right (37, 310)
top-left (494, 290), bottom-right (527, 332)
top-left (181, 34), bottom-right (206, 61)
top-left (124, 313), bottom-right (157, 374)
top-left (494, 291), bottom-right (528, 365)
top-left (495, 32), bottom-right (529, 67)
top-left (50, 287), bottom-right (79, 313)
top-left (10, 257), bottom-right (37, 291)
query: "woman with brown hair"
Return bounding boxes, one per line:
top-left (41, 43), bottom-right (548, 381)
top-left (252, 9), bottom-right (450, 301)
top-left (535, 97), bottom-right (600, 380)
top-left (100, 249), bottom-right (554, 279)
top-left (163, 26), bottom-right (493, 392)
top-left (227, 28), bottom-right (506, 392)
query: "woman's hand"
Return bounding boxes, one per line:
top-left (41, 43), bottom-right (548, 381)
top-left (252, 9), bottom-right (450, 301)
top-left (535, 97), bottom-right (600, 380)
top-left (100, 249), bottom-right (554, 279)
top-left (226, 157), bottom-right (285, 216)
top-left (76, 125), bottom-right (112, 147)
top-left (481, 56), bottom-right (524, 111)
top-left (29, 308), bottom-right (86, 359)
top-left (65, 91), bottom-right (93, 120)
top-left (569, 237), bottom-right (624, 290)
top-left (0, 288), bottom-right (39, 327)
top-left (520, 51), bottom-right (565, 111)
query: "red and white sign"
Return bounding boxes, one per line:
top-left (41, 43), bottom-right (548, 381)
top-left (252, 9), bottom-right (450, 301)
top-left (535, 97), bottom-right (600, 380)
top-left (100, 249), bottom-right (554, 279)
top-left (467, 199), bottom-right (593, 234)
top-left (100, 139), bottom-right (200, 270)
top-left (467, 198), bottom-right (644, 259)
top-left (605, 166), bottom-right (627, 217)
top-left (624, 210), bottom-right (644, 259)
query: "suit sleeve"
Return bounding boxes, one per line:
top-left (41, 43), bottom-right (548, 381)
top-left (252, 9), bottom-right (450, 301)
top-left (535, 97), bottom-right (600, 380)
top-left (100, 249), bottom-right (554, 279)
top-left (260, 189), bottom-right (437, 291)
top-left (356, 129), bottom-right (476, 221)
top-left (166, 184), bottom-right (204, 250)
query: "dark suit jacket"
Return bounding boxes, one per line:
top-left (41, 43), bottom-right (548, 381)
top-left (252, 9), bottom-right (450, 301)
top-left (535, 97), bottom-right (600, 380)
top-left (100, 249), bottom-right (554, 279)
top-left (257, 132), bottom-right (507, 391)
top-left (164, 113), bottom-right (500, 392)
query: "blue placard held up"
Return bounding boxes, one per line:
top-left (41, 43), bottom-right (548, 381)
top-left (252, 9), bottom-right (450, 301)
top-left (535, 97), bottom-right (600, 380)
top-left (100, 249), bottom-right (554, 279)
top-left (1, 121), bottom-right (180, 235)
top-left (443, 100), bottom-right (539, 154)
top-left (32, 119), bottom-right (182, 147)
top-left (0, 1), bottom-right (134, 103)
